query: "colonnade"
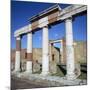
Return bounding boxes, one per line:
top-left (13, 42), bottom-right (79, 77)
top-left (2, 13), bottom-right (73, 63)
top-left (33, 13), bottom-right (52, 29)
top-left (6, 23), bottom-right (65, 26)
top-left (14, 17), bottom-right (76, 80)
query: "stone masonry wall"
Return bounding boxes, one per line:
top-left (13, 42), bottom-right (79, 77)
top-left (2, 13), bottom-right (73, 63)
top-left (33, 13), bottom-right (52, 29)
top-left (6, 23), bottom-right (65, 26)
top-left (11, 41), bottom-right (87, 64)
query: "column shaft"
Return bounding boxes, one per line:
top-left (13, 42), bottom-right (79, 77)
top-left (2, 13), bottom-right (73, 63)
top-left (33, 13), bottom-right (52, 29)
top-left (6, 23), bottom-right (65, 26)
top-left (50, 43), bottom-right (54, 62)
top-left (49, 43), bottom-right (52, 62)
top-left (65, 17), bottom-right (76, 80)
top-left (15, 36), bottom-right (21, 72)
top-left (60, 40), bottom-right (63, 64)
top-left (26, 32), bottom-right (33, 73)
top-left (42, 26), bottom-right (49, 75)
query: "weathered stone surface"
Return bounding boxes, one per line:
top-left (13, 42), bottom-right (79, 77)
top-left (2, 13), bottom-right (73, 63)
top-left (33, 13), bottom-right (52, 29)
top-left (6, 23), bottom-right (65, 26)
top-left (11, 41), bottom-right (87, 65)
top-left (33, 60), bottom-right (41, 72)
top-left (75, 63), bottom-right (81, 77)
top-left (74, 42), bottom-right (87, 63)
top-left (49, 44), bottom-right (60, 63)
top-left (50, 61), bottom-right (57, 74)
top-left (12, 73), bottom-right (87, 87)
top-left (21, 59), bottom-right (26, 71)
top-left (11, 62), bottom-right (15, 71)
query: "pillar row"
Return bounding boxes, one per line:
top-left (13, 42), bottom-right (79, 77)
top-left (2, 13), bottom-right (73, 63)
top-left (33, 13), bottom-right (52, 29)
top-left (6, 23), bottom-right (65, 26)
top-left (26, 32), bottom-right (33, 73)
top-left (65, 17), bottom-right (76, 80)
top-left (15, 36), bottom-right (21, 72)
top-left (41, 26), bottom-right (49, 75)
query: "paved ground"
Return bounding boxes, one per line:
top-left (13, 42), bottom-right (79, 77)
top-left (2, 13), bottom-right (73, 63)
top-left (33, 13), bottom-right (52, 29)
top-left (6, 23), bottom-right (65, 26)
top-left (11, 70), bottom-right (87, 90)
top-left (11, 76), bottom-right (46, 90)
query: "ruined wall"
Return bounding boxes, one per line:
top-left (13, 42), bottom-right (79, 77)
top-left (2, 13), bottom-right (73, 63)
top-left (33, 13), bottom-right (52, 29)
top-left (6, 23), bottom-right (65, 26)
top-left (49, 45), bottom-right (60, 63)
top-left (33, 48), bottom-right (42, 63)
top-left (11, 41), bottom-right (87, 64)
top-left (61, 41), bottom-right (87, 64)
top-left (11, 47), bottom-right (59, 64)
top-left (11, 48), bottom-right (42, 63)
top-left (74, 41), bottom-right (87, 64)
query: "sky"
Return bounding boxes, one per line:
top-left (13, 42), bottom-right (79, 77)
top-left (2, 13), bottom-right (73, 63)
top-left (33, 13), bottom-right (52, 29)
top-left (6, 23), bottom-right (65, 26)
top-left (11, 1), bottom-right (87, 49)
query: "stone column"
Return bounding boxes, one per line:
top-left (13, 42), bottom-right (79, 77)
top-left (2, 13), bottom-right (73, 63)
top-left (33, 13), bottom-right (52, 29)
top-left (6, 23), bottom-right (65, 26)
top-left (26, 32), bottom-right (33, 73)
top-left (65, 17), bottom-right (76, 80)
top-left (60, 40), bottom-right (63, 64)
top-left (62, 38), bottom-right (66, 64)
top-left (49, 43), bottom-right (52, 62)
top-left (15, 36), bottom-right (21, 72)
top-left (50, 43), bottom-right (54, 62)
top-left (41, 26), bottom-right (49, 75)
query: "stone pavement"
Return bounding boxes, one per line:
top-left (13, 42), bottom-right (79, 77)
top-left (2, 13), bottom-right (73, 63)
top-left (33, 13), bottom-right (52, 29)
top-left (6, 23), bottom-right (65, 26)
top-left (11, 76), bottom-right (45, 90)
top-left (12, 72), bottom-right (87, 88)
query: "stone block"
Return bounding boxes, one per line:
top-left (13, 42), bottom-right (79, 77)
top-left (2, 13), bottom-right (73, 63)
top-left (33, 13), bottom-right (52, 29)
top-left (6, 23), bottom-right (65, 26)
top-left (49, 61), bottom-right (57, 74)
top-left (33, 60), bottom-right (41, 73)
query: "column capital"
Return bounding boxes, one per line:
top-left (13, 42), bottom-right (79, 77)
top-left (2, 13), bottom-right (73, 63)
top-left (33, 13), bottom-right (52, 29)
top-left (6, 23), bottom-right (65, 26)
top-left (28, 31), bottom-right (32, 34)
top-left (43, 25), bottom-right (48, 28)
top-left (65, 16), bottom-right (72, 22)
top-left (28, 31), bottom-right (35, 34)
top-left (32, 31), bottom-right (35, 34)
top-left (65, 16), bottom-right (75, 22)
top-left (16, 36), bottom-right (21, 40)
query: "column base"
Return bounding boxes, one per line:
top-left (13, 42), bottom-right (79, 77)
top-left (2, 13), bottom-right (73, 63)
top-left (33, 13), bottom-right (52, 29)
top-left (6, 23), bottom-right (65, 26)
top-left (24, 71), bottom-right (32, 74)
top-left (40, 71), bottom-right (50, 76)
top-left (66, 73), bottom-right (77, 80)
top-left (26, 61), bottom-right (32, 74)
top-left (11, 70), bottom-right (20, 76)
top-left (20, 71), bottom-right (32, 77)
top-left (14, 69), bottom-right (21, 73)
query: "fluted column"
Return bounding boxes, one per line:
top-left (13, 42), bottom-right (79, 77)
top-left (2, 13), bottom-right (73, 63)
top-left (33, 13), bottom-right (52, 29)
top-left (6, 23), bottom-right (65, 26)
top-left (15, 36), bottom-right (21, 72)
top-left (65, 17), bottom-right (76, 80)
